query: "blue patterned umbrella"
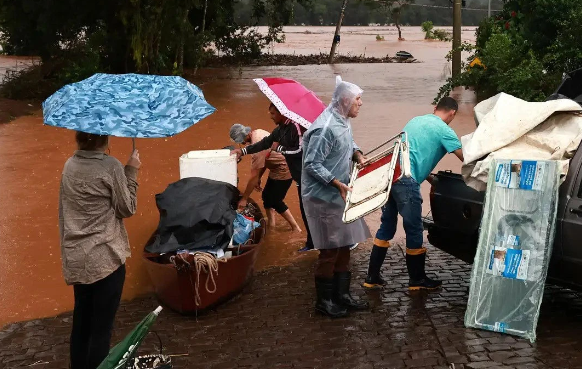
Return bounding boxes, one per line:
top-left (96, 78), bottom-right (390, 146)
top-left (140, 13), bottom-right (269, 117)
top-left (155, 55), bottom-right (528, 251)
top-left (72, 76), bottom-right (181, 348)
top-left (42, 73), bottom-right (216, 139)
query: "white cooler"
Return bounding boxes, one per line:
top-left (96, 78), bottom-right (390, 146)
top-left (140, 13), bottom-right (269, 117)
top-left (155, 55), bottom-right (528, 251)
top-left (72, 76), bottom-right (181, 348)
top-left (179, 149), bottom-right (237, 187)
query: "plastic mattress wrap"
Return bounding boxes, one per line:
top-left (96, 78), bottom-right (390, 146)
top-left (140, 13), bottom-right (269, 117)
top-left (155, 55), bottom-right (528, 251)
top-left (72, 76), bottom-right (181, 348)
top-left (465, 159), bottom-right (560, 342)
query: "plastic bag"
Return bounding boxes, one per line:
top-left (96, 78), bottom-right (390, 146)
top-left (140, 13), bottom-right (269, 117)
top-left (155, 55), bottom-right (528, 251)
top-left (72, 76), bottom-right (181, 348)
top-left (232, 213), bottom-right (260, 245)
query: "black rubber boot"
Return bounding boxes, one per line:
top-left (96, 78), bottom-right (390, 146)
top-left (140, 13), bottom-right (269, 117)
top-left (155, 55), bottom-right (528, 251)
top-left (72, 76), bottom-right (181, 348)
top-left (364, 274), bottom-right (386, 289)
top-left (406, 252), bottom-right (442, 291)
top-left (334, 272), bottom-right (369, 310)
top-left (363, 245), bottom-right (388, 289)
top-left (315, 277), bottom-right (349, 318)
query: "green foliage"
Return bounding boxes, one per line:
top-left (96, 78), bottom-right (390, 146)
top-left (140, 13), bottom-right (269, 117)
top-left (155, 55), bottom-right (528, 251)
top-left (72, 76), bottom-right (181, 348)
top-left (475, 15), bottom-right (495, 50)
top-left (0, 0), bottom-right (300, 99)
top-left (432, 29), bottom-right (451, 41)
top-left (421, 20), bottom-right (434, 38)
top-left (435, 0), bottom-right (582, 104)
top-left (214, 25), bottom-right (284, 59)
top-left (422, 20), bottom-right (450, 41)
top-left (0, 0), bottom-right (95, 59)
top-left (236, 0), bottom-right (506, 27)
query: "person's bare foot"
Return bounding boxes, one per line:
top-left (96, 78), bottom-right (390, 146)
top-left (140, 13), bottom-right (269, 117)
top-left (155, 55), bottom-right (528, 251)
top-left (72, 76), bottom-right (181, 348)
top-left (291, 226), bottom-right (302, 233)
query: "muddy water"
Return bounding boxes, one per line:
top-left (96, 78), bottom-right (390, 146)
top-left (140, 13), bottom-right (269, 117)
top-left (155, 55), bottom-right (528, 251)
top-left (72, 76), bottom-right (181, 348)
top-left (0, 55), bottom-right (37, 78)
top-left (0, 26), bottom-right (478, 327)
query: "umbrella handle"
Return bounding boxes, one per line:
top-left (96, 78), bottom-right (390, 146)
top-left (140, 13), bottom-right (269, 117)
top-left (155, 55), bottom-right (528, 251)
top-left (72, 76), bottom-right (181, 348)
top-left (128, 330), bottom-right (164, 363)
top-left (152, 330), bottom-right (164, 355)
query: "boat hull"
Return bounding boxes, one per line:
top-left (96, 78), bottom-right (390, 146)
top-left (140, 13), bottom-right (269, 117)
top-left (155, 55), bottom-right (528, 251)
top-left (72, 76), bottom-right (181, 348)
top-left (143, 244), bottom-right (261, 314)
top-left (143, 199), bottom-right (265, 314)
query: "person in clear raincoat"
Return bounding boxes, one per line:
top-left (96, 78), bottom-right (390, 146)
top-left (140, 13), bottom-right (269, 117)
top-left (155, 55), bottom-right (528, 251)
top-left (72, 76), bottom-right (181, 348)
top-left (301, 76), bottom-right (371, 318)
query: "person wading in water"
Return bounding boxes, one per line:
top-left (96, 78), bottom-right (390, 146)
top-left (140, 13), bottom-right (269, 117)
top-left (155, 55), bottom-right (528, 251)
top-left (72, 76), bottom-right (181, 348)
top-left (229, 123), bottom-right (302, 232)
top-left (231, 103), bottom-right (315, 252)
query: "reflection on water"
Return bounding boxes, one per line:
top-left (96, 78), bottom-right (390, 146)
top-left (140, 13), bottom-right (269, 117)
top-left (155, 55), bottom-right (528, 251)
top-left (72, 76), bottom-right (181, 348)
top-left (0, 26), bottom-right (477, 327)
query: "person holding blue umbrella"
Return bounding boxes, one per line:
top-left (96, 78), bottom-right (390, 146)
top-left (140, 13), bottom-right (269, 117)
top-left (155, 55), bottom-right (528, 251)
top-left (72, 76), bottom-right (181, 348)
top-left (60, 132), bottom-right (140, 369)
top-left (44, 73), bottom-right (216, 369)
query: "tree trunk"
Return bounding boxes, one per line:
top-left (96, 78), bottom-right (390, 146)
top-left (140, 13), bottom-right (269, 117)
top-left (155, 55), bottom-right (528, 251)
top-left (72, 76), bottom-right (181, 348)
top-left (179, 8), bottom-right (188, 72)
top-left (153, 8), bottom-right (164, 73)
top-left (155, 28), bottom-right (162, 65)
top-left (193, 0), bottom-right (208, 76)
top-left (178, 41), bottom-right (185, 72)
top-left (394, 10), bottom-right (402, 40)
top-left (328, 0), bottom-right (349, 63)
top-left (201, 0), bottom-right (208, 32)
top-left (452, 0), bottom-right (462, 77)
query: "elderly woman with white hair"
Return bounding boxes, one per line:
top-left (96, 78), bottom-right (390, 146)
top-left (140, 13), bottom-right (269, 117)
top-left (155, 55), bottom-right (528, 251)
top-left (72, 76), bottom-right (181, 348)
top-left (301, 76), bottom-right (371, 318)
top-left (229, 123), bottom-right (302, 232)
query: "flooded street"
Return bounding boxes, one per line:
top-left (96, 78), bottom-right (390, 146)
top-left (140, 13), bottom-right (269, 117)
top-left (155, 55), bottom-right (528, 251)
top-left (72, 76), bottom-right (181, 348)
top-left (0, 26), bottom-right (478, 327)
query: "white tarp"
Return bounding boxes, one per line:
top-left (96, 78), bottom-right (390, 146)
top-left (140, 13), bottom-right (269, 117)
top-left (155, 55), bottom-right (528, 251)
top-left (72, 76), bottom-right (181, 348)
top-left (461, 93), bottom-right (582, 191)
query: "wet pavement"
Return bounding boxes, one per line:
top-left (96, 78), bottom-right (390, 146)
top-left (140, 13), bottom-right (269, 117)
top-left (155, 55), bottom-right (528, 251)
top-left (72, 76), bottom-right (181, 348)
top-left (2, 241), bottom-right (582, 369)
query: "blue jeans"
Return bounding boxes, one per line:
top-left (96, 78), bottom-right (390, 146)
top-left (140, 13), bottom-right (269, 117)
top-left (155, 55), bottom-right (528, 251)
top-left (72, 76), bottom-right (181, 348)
top-left (375, 177), bottom-right (424, 250)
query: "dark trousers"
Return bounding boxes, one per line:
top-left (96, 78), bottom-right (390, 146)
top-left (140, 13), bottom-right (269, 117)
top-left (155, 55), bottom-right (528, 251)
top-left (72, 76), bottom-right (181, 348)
top-left (316, 247), bottom-right (351, 278)
top-left (70, 264), bottom-right (126, 369)
top-left (297, 183), bottom-right (314, 248)
top-left (262, 177), bottom-right (292, 214)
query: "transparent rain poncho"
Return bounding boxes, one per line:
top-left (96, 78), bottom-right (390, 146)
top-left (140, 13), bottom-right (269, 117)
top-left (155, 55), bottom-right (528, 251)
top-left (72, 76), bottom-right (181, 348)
top-left (301, 76), bottom-right (363, 205)
top-left (300, 76), bottom-right (371, 249)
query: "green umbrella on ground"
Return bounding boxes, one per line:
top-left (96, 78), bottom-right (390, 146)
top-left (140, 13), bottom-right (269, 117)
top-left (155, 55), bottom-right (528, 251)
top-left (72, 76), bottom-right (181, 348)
top-left (97, 306), bottom-right (166, 369)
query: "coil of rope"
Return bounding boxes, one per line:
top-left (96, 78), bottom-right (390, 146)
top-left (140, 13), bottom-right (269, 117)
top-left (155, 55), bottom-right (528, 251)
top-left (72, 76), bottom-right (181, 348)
top-left (170, 252), bottom-right (226, 307)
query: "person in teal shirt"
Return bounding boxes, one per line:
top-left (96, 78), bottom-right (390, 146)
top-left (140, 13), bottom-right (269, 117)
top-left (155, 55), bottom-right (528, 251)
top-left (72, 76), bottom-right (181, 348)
top-left (364, 97), bottom-right (464, 291)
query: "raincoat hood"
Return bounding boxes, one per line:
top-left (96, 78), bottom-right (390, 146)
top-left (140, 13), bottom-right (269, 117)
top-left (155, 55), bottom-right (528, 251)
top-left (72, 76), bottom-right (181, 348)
top-left (330, 75), bottom-right (363, 118)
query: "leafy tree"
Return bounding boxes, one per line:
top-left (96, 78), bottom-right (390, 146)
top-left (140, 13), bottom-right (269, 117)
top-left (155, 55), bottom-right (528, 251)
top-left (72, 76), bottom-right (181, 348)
top-left (361, 0), bottom-right (413, 39)
top-left (0, 0), bottom-right (300, 74)
top-left (421, 20), bottom-right (434, 39)
top-left (390, 0), bottom-right (413, 40)
top-left (235, 0), bottom-right (506, 26)
top-left (434, 0), bottom-right (582, 103)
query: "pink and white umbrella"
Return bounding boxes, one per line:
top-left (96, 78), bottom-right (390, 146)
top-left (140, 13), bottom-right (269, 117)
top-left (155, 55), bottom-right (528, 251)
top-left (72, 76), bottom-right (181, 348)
top-left (253, 77), bottom-right (326, 129)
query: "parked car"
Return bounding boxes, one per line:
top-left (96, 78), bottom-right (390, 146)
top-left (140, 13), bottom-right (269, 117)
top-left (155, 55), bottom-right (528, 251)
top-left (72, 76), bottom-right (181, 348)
top-left (423, 69), bottom-right (582, 290)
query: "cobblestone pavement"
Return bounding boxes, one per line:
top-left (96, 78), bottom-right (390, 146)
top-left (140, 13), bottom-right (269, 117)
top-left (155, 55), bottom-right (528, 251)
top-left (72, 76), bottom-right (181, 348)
top-left (2, 242), bottom-right (582, 369)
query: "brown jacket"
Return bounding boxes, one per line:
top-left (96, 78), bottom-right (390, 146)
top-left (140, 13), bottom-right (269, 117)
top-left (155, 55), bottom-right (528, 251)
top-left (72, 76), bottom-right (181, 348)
top-left (59, 150), bottom-right (138, 285)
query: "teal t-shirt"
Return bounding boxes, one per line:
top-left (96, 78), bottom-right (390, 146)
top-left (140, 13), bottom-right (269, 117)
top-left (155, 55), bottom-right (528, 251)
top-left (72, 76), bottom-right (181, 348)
top-left (403, 114), bottom-right (462, 183)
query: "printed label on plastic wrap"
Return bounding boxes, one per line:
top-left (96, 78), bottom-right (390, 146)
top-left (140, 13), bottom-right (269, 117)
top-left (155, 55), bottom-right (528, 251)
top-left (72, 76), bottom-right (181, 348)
top-left (506, 234), bottom-right (520, 247)
top-left (494, 322), bottom-right (507, 333)
top-left (494, 160), bottom-right (545, 190)
top-left (486, 246), bottom-right (530, 280)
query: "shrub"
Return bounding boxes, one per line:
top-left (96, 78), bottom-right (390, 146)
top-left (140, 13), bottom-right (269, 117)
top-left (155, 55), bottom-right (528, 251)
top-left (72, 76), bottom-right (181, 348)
top-left (421, 20), bottom-right (434, 39)
top-left (432, 29), bottom-right (452, 41)
top-left (434, 0), bottom-right (582, 103)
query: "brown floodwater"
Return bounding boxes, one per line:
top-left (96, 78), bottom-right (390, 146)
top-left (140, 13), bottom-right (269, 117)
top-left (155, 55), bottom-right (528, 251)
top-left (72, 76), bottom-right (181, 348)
top-left (0, 26), bottom-right (478, 327)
